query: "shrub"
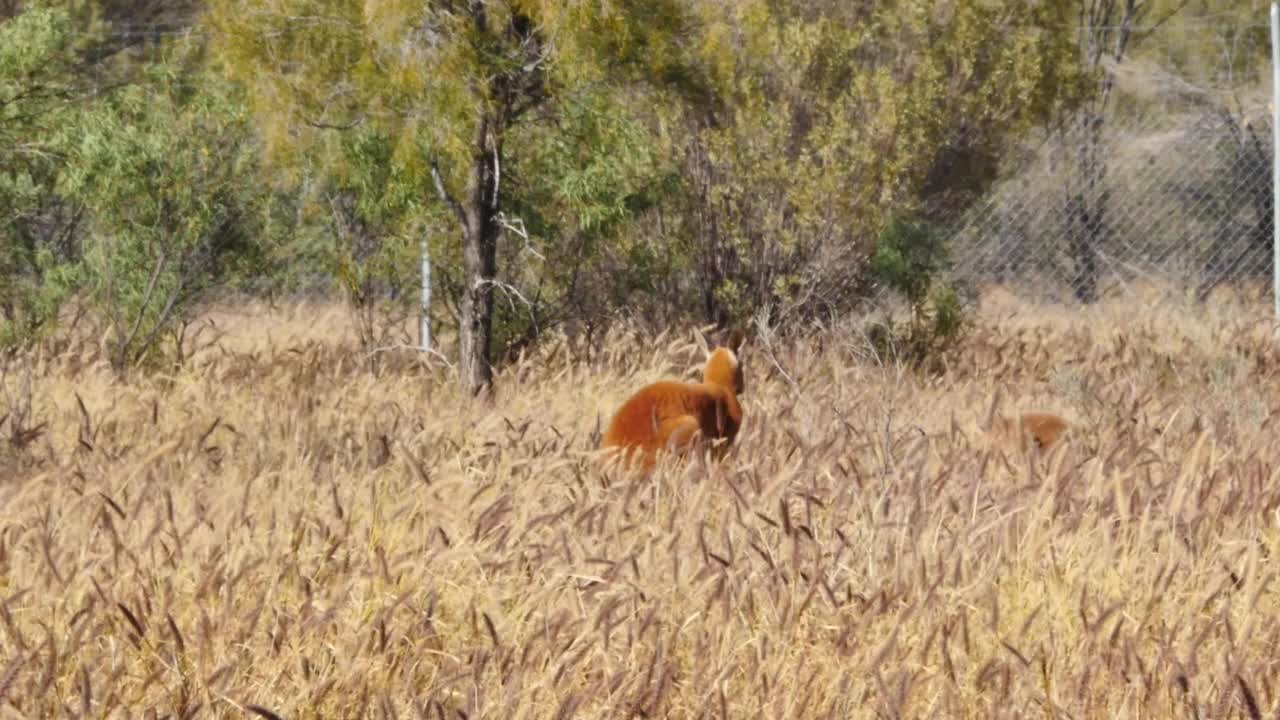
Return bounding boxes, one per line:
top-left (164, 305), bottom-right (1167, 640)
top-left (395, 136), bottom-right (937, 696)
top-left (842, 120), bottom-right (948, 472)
top-left (866, 216), bottom-right (968, 370)
top-left (57, 62), bottom-right (266, 372)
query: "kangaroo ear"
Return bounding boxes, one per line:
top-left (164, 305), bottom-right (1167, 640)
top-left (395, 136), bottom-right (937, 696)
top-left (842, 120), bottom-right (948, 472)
top-left (726, 325), bottom-right (747, 354)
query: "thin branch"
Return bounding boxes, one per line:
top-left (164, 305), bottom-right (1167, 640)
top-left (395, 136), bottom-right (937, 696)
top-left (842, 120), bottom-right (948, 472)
top-left (130, 226), bottom-right (225, 368)
top-left (519, 43), bottom-right (553, 74)
top-left (0, 83), bottom-right (71, 111)
top-left (430, 158), bottom-right (467, 229)
top-left (6, 144), bottom-right (67, 162)
top-left (130, 281), bottom-right (185, 368)
top-left (302, 115), bottom-right (364, 131)
top-left (475, 277), bottom-right (534, 313)
top-left (475, 278), bottom-right (540, 337)
top-left (751, 309), bottom-right (802, 397)
top-left (490, 128), bottom-right (500, 210)
top-left (496, 213), bottom-right (544, 260)
top-left (122, 250), bottom-right (168, 358)
top-left (1111, 0), bottom-right (1139, 61)
top-left (366, 343), bottom-right (456, 369)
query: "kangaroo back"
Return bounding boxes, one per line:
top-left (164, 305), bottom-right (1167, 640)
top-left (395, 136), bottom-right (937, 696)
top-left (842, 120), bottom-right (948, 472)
top-left (1020, 412), bottom-right (1068, 450)
top-left (601, 343), bottom-right (745, 469)
top-left (986, 411), bottom-right (1068, 454)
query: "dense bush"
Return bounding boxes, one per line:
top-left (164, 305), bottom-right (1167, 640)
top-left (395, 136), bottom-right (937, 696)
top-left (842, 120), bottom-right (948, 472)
top-left (866, 217), bottom-right (967, 370)
top-left (0, 7), bottom-right (86, 350)
top-left (58, 64), bottom-right (267, 371)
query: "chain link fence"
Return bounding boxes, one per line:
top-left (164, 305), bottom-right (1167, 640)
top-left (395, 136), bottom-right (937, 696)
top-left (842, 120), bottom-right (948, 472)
top-left (942, 10), bottom-right (1277, 308)
top-left (944, 106), bottom-right (1274, 306)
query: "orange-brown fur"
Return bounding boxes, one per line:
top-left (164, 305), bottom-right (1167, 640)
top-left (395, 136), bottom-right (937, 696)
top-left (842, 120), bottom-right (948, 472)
top-left (988, 412), bottom-right (1069, 453)
top-left (601, 345), bottom-right (745, 469)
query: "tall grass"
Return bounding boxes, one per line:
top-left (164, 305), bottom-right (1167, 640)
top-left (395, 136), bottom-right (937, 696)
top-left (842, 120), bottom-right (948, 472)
top-left (2, 295), bottom-right (1280, 718)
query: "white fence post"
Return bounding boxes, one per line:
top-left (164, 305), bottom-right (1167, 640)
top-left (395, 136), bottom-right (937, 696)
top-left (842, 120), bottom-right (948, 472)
top-left (420, 231), bottom-right (432, 352)
top-left (1272, 3), bottom-right (1279, 319)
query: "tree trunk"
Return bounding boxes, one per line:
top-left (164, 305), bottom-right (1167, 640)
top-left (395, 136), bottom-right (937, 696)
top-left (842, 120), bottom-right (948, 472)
top-left (1069, 113), bottom-right (1103, 304)
top-left (430, 0), bottom-right (544, 395)
top-left (1066, 0), bottom-right (1146, 304)
top-left (686, 122), bottom-right (729, 326)
top-left (1067, 194), bottom-right (1099, 303)
top-left (457, 114), bottom-right (500, 396)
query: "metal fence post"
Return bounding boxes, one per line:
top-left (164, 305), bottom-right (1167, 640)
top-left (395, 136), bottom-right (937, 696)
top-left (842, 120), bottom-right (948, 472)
top-left (1272, 3), bottom-right (1279, 319)
top-left (420, 231), bottom-right (432, 352)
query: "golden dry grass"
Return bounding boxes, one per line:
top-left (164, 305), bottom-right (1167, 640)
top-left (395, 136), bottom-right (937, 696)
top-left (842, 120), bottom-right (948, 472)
top-left (4, 293), bottom-right (1280, 718)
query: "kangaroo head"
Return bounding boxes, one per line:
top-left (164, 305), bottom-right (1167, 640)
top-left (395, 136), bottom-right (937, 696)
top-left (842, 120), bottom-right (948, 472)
top-left (703, 346), bottom-right (744, 395)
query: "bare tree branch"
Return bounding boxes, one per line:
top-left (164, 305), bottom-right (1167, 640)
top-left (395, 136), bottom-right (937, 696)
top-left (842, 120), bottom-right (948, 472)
top-left (366, 343), bottom-right (456, 369)
top-left (302, 115), bottom-right (364, 131)
top-left (496, 212), bottom-right (544, 260)
top-left (430, 158), bottom-right (467, 229)
top-left (121, 250), bottom-right (168, 361)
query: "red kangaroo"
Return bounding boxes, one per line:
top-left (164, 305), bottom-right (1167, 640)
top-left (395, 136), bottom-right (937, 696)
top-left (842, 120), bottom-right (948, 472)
top-left (1019, 412), bottom-right (1068, 450)
top-left (989, 411), bottom-right (1069, 453)
top-left (601, 340), bottom-right (745, 470)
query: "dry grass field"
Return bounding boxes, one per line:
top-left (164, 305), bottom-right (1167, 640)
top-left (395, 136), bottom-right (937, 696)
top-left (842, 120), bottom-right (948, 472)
top-left (4, 291), bottom-right (1280, 718)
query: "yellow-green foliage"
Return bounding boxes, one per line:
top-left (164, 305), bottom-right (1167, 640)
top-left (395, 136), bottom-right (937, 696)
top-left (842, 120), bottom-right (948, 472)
top-left (207, 0), bottom-right (702, 208)
top-left (4, 293), bottom-right (1280, 716)
top-left (0, 6), bottom-right (85, 347)
top-left (206, 0), bottom-right (445, 281)
top-left (206, 0), bottom-right (712, 368)
top-left (680, 0), bottom-right (1086, 319)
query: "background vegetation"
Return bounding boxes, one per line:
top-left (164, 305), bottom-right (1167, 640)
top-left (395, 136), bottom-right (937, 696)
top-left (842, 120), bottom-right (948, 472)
top-left (0, 0), bottom-right (1098, 385)
top-left (4, 0), bottom-right (1274, 386)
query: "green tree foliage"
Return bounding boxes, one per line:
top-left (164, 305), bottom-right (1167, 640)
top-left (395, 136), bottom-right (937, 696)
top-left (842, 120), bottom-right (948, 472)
top-left (1, 0), bottom-right (1099, 379)
top-left (486, 88), bottom-right (682, 357)
top-left (676, 0), bottom-right (1086, 324)
top-left (287, 127), bottom-right (428, 354)
top-left (2, 2), bottom-right (260, 356)
top-left (57, 61), bottom-right (266, 371)
top-left (199, 1), bottom-right (439, 354)
top-left (209, 0), bottom-right (708, 392)
top-left (0, 6), bottom-right (87, 348)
